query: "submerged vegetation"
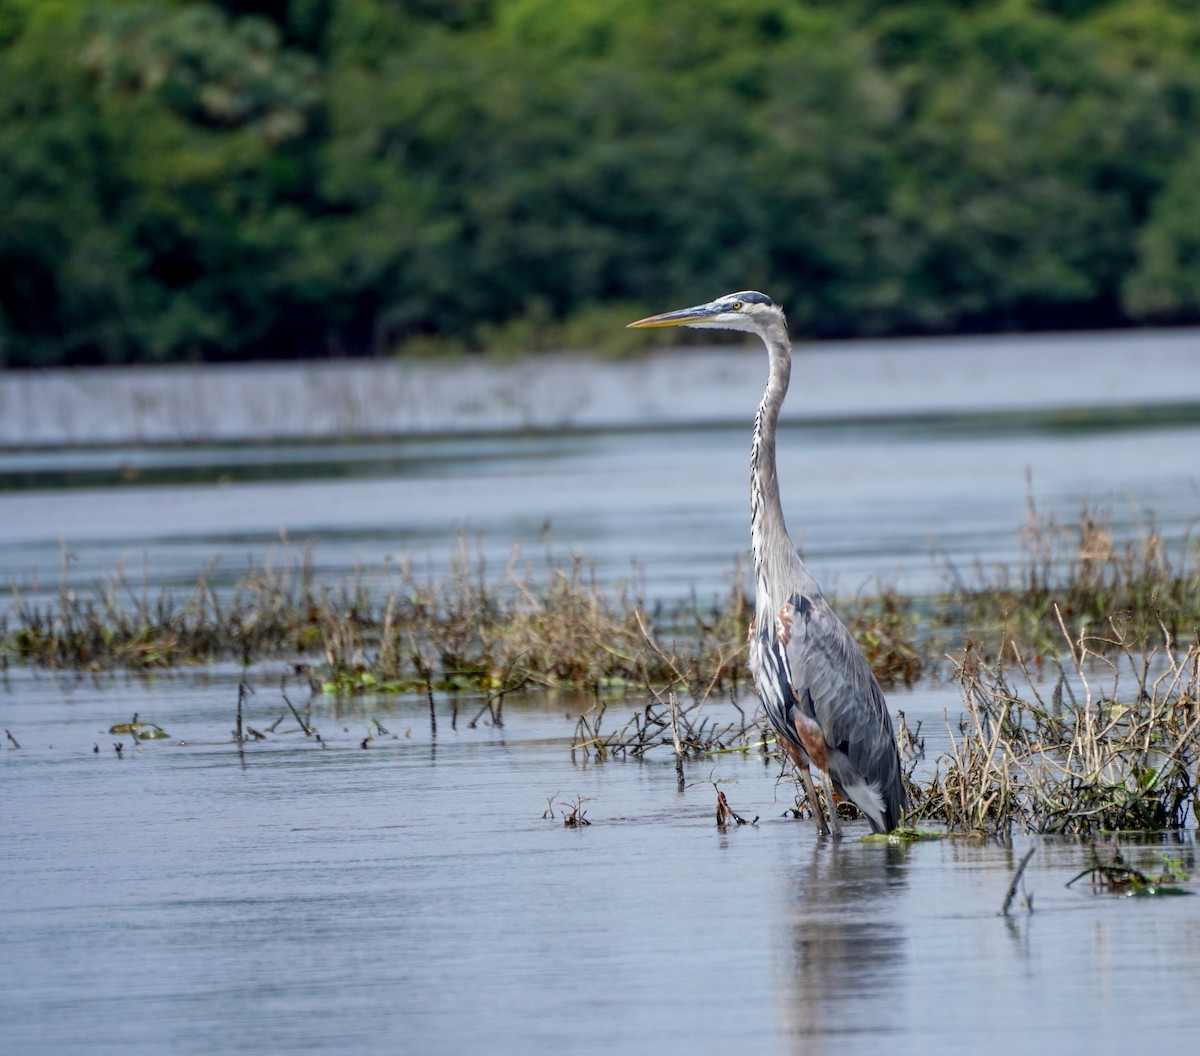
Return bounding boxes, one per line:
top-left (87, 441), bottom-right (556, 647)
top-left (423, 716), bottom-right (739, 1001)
top-left (4, 502), bottom-right (1200, 833)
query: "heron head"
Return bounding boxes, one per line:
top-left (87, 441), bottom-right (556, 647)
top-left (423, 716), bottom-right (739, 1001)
top-left (626, 291), bottom-right (782, 337)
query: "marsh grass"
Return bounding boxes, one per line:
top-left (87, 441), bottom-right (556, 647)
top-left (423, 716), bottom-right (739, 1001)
top-left (571, 609), bottom-right (757, 767)
top-left (318, 542), bottom-right (753, 697)
top-left (953, 494), bottom-right (1200, 658)
top-left (5, 505), bottom-right (1200, 833)
top-left (4, 550), bottom-right (329, 669)
top-left (843, 586), bottom-right (925, 686)
top-left (1, 541), bottom-right (756, 696)
top-left (920, 616), bottom-right (1200, 835)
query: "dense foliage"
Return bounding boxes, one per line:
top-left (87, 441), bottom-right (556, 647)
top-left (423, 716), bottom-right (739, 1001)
top-left (5, 0), bottom-right (1200, 366)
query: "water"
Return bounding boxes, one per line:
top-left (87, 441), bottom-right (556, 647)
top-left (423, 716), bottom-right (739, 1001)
top-left (3, 335), bottom-right (1200, 1053)
top-left (4, 327), bottom-right (1200, 605)
top-left (3, 403), bottom-right (1199, 606)
top-left (2, 669), bottom-right (1197, 1055)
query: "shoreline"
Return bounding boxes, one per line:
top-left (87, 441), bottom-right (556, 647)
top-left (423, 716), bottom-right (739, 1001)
top-left (2, 326), bottom-right (1199, 448)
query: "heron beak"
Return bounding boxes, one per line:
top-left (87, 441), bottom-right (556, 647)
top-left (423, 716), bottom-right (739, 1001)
top-left (626, 302), bottom-right (721, 329)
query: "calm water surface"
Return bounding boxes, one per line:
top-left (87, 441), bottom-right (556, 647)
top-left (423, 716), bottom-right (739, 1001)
top-left (2, 669), bottom-right (1197, 1055)
top-left (3, 340), bottom-right (1200, 1053)
top-left (2, 412), bottom-right (1199, 607)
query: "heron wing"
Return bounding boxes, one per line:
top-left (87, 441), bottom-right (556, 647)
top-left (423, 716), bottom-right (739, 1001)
top-left (781, 592), bottom-right (906, 830)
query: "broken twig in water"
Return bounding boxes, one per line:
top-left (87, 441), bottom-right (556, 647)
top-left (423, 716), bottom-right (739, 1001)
top-left (562, 796), bottom-right (592, 827)
top-left (281, 687), bottom-right (314, 737)
top-left (411, 644), bottom-right (436, 738)
top-left (234, 682), bottom-right (251, 744)
top-left (669, 692), bottom-right (685, 791)
top-left (716, 787), bottom-right (757, 829)
top-left (1000, 846), bottom-right (1036, 916)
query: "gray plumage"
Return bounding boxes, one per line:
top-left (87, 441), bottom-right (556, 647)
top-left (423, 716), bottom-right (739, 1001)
top-left (628, 291), bottom-right (906, 836)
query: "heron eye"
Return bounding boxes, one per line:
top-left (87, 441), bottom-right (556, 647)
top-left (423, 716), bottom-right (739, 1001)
top-left (731, 301), bottom-right (743, 311)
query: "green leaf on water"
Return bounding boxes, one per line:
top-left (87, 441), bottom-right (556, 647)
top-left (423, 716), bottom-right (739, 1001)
top-left (109, 721), bottom-right (169, 739)
top-left (1132, 885), bottom-right (1192, 897)
top-left (136, 725), bottom-right (170, 740)
top-left (861, 828), bottom-right (943, 844)
top-left (322, 672), bottom-right (422, 695)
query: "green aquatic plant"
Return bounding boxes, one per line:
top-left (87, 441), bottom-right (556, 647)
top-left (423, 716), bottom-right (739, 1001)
top-left (1067, 843), bottom-right (1194, 897)
top-left (860, 829), bottom-right (944, 844)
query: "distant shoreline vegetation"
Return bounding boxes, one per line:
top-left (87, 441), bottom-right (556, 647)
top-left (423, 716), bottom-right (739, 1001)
top-left (5, 1), bottom-right (1200, 368)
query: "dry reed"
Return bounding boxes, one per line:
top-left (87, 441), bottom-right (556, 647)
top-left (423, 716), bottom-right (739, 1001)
top-left (920, 613), bottom-right (1200, 834)
top-left (952, 492), bottom-right (1200, 658)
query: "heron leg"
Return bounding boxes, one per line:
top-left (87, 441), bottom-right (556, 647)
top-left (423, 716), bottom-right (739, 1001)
top-left (787, 713), bottom-right (836, 837)
top-left (819, 769), bottom-right (843, 839)
top-left (778, 737), bottom-right (830, 836)
top-left (799, 765), bottom-right (831, 838)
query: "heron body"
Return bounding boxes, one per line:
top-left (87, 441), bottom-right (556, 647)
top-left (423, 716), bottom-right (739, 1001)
top-left (628, 291), bottom-right (906, 836)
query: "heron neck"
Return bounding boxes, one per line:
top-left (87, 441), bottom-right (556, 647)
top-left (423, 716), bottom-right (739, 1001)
top-left (750, 332), bottom-right (794, 586)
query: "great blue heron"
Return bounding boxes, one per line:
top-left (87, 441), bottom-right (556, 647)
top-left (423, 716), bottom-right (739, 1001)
top-left (628, 291), bottom-right (906, 836)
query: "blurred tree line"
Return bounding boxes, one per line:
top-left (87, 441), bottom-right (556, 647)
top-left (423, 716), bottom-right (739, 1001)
top-left (4, 0), bottom-right (1200, 366)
